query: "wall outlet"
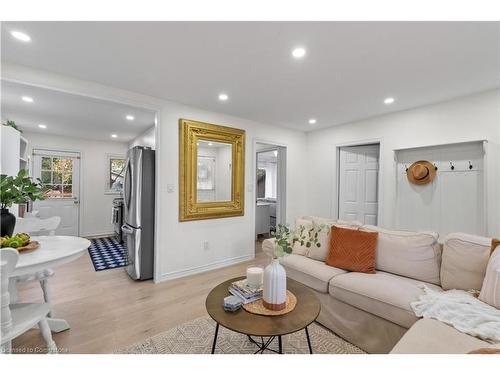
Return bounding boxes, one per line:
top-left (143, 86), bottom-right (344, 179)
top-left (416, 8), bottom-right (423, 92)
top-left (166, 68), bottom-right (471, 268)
top-left (203, 241), bottom-right (209, 251)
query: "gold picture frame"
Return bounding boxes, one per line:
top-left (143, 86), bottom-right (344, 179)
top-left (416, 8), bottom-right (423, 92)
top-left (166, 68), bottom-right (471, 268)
top-left (179, 118), bottom-right (245, 221)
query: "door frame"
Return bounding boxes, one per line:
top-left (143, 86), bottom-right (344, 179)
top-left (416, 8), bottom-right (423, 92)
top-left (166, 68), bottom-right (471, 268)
top-left (31, 146), bottom-right (82, 236)
top-left (334, 139), bottom-right (383, 224)
top-left (253, 139), bottom-right (287, 242)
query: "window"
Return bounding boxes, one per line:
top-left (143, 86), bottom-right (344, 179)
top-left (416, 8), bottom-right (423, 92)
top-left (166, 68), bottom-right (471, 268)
top-left (40, 156), bottom-right (74, 198)
top-left (106, 154), bottom-right (126, 193)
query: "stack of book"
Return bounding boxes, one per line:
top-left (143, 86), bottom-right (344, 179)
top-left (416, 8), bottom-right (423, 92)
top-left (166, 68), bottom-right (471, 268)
top-left (228, 279), bottom-right (263, 304)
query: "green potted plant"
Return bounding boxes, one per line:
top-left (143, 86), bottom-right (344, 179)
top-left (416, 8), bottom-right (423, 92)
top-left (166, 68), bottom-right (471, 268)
top-left (1, 169), bottom-right (45, 236)
top-left (1, 119), bottom-right (22, 132)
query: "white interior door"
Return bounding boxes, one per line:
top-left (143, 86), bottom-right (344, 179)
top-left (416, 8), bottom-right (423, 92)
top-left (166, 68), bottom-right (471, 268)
top-left (32, 149), bottom-right (80, 236)
top-left (338, 144), bottom-right (380, 225)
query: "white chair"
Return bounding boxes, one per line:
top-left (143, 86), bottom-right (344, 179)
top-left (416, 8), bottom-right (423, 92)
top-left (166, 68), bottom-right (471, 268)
top-left (15, 216), bottom-right (61, 236)
top-left (10, 216), bottom-right (61, 318)
top-left (1, 248), bottom-right (57, 354)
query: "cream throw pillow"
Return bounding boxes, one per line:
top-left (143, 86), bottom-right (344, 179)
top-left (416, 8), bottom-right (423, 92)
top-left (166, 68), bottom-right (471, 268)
top-left (292, 219), bottom-right (313, 256)
top-left (306, 220), bottom-right (362, 262)
top-left (479, 247), bottom-right (500, 309)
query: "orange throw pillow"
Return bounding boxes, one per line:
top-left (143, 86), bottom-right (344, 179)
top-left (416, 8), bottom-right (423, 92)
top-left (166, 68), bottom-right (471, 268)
top-left (326, 226), bottom-right (378, 273)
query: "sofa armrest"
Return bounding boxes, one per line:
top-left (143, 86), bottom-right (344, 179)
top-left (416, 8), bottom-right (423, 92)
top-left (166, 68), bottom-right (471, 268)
top-left (262, 238), bottom-right (275, 257)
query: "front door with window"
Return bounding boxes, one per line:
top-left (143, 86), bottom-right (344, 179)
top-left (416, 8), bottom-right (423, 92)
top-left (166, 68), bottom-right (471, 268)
top-left (32, 149), bottom-right (80, 235)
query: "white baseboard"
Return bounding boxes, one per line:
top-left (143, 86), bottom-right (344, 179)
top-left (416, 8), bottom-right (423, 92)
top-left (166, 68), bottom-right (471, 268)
top-left (157, 254), bottom-right (254, 282)
top-left (82, 232), bottom-right (116, 239)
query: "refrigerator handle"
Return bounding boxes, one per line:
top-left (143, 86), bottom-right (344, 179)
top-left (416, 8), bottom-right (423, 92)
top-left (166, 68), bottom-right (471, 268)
top-left (121, 224), bottom-right (134, 234)
top-left (124, 158), bottom-right (132, 209)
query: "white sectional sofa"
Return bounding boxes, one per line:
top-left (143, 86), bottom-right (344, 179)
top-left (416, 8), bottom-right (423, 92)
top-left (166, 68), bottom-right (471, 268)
top-left (262, 216), bottom-right (498, 354)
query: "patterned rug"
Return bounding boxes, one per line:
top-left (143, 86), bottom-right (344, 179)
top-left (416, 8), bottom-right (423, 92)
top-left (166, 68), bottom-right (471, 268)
top-left (88, 237), bottom-right (127, 271)
top-left (116, 316), bottom-right (365, 354)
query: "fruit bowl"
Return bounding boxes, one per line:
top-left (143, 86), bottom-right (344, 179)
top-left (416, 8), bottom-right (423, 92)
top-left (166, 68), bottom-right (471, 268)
top-left (1, 233), bottom-right (37, 252)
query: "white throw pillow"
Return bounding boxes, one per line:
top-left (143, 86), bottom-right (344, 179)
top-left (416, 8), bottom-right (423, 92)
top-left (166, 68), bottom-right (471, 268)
top-left (479, 247), bottom-right (500, 309)
top-left (305, 229), bottom-right (330, 261)
top-left (292, 219), bottom-right (313, 256)
top-left (441, 233), bottom-right (491, 291)
top-left (362, 225), bottom-right (441, 284)
top-left (306, 219), bottom-right (362, 262)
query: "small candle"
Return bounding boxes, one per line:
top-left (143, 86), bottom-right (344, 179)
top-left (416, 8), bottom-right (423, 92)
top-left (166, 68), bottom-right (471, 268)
top-left (246, 267), bottom-right (264, 288)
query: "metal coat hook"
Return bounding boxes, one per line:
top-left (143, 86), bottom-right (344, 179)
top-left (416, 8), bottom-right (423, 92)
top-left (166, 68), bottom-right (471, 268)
top-left (468, 161), bottom-right (473, 170)
top-left (450, 161), bottom-right (455, 171)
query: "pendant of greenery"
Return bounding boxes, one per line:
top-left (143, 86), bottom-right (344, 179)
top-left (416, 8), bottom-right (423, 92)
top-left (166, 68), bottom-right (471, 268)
top-left (0, 169), bottom-right (45, 209)
top-left (271, 223), bottom-right (330, 258)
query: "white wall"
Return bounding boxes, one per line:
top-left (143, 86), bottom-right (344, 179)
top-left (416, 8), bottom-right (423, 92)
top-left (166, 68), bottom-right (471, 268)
top-left (129, 126), bottom-right (155, 150)
top-left (306, 89), bottom-right (500, 236)
top-left (8, 64), bottom-right (499, 283)
top-left (157, 102), bottom-right (308, 281)
top-left (23, 132), bottom-right (129, 237)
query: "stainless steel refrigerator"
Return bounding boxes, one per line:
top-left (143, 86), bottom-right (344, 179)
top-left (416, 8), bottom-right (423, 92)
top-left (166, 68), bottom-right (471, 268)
top-left (122, 146), bottom-right (155, 280)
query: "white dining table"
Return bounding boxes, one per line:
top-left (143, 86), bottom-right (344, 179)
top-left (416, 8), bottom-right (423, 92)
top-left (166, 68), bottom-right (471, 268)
top-left (10, 235), bottom-right (91, 333)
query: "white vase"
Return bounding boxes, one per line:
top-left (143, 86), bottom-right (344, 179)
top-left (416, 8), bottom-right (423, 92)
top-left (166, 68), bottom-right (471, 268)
top-left (263, 258), bottom-right (287, 311)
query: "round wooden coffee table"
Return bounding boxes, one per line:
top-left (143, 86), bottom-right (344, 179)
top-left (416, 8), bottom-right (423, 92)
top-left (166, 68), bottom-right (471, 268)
top-left (206, 277), bottom-right (321, 354)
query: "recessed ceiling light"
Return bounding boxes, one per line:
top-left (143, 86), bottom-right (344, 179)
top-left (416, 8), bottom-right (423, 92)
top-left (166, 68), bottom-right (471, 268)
top-left (218, 93), bottom-right (228, 101)
top-left (126, 115), bottom-right (135, 121)
top-left (22, 96), bottom-right (33, 103)
top-left (111, 134), bottom-right (118, 138)
top-left (208, 142), bottom-right (213, 146)
top-left (308, 118), bottom-right (317, 125)
top-left (384, 97), bottom-right (395, 104)
top-left (38, 124), bottom-right (47, 129)
top-left (292, 47), bottom-right (306, 59)
top-left (11, 30), bottom-right (31, 42)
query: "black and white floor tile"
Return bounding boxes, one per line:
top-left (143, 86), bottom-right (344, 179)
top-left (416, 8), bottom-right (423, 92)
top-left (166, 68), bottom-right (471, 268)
top-left (88, 237), bottom-right (127, 271)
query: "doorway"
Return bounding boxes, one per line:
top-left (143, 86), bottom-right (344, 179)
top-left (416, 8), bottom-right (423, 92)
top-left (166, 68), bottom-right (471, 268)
top-left (32, 149), bottom-right (81, 235)
top-left (337, 144), bottom-right (380, 225)
top-left (255, 142), bottom-right (286, 249)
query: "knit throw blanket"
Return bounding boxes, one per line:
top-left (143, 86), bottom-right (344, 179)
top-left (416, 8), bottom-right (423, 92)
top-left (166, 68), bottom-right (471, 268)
top-left (411, 286), bottom-right (500, 343)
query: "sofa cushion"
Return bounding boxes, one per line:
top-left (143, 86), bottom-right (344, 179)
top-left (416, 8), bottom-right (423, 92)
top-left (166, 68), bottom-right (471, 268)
top-left (326, 226), bottom-right (378, 273)
top-left (280, 254), bottom-right (347, 293)
top-left (329, 271), bottom-right (442, 328)
top-left (390, 318), bottom-right (493, 354)
top-left (441, 233), bottom-right (491, 291)
top-left (479, 247), bottom-right (500, 309)
top-left (362, 225), bottom-right (441, 285)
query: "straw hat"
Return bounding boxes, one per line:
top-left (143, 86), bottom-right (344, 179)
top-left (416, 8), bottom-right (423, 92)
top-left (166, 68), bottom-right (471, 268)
top-left (407, 160), bottom-right (436, 185)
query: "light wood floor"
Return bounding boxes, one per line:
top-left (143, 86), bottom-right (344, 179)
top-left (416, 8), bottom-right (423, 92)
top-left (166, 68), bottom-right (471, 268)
top-left (12, 242), bottom-right (268, 354)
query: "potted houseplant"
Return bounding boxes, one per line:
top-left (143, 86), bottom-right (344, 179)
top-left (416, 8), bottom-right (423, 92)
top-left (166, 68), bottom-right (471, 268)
top-left (0, 169), bottom-right (45, 236)
top-left (1, 119), bottom-right (22, 132)
top-left (263, 223), bottom-right (328, 311)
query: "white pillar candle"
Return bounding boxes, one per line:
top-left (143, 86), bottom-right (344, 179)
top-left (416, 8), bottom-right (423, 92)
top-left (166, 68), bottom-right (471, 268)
top-left (246, 267), bottom-right (264, 288)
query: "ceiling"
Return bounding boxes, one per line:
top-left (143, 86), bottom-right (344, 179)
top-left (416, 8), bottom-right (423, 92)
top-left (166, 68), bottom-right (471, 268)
top-left (1, 80), bottom-right (156, 141)
top-left (2, 22), bottom-right (499, 131)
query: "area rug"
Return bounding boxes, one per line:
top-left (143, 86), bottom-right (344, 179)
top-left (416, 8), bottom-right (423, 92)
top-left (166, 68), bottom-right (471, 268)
top-left (116, 316), bottom-right (365, 354)
top-left (88, 237), bottom-right (127, 271)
